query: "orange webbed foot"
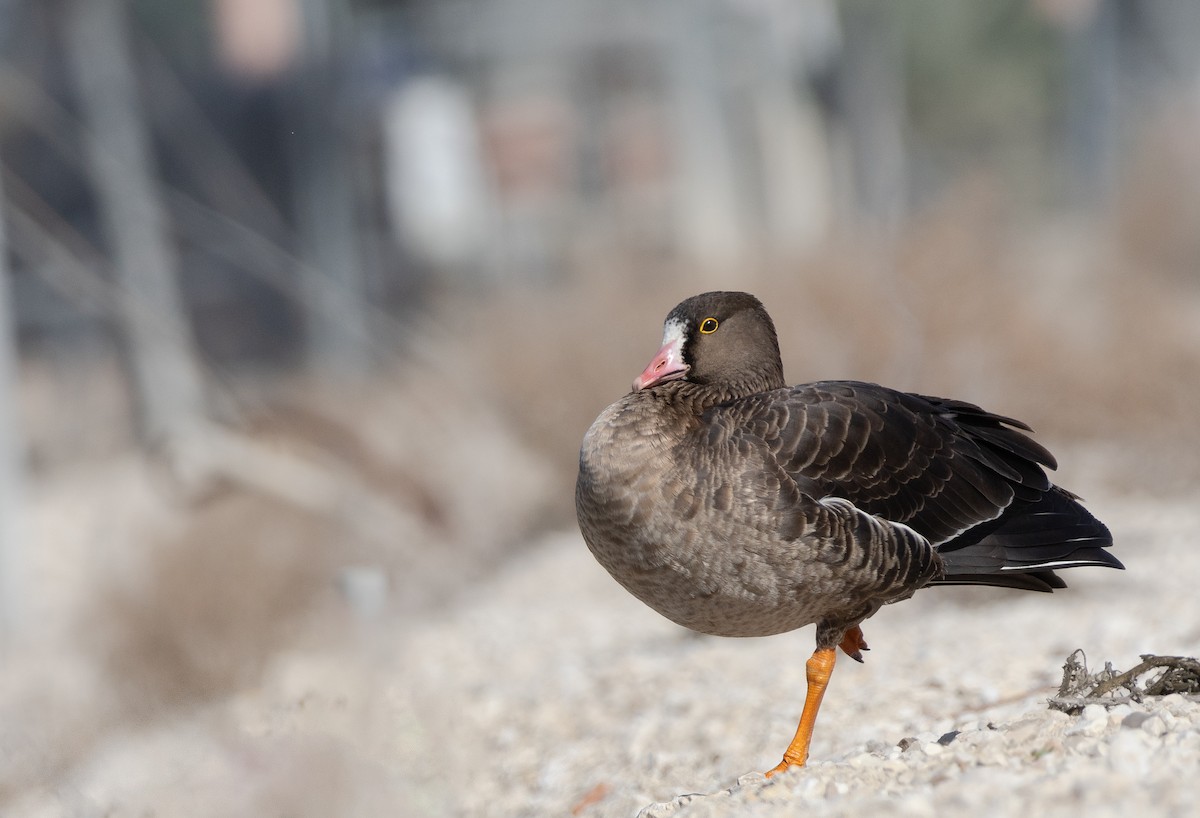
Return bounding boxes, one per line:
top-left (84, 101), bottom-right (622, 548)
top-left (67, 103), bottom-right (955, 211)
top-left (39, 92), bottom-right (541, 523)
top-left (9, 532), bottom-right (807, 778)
top-left (838, 626), bottom-right (869, 663)
top-left (764, 758), bottom-right (796, 778)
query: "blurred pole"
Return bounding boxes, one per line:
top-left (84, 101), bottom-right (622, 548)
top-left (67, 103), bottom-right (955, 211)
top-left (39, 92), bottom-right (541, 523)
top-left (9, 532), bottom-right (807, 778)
top-left (0, 173), bottom-right (27, 651)
top-left (749, 1), bottom-right (838, 257)
top-left (64, 0), bottom-right (207, 444)
top-left (381, 76), bottom-right (489, 277)
top-left (292, 0), bottom-right (372, 378)
top-left (838, 0), bottom-right (908, 229)
top-left (1063, 0), bottom-right (1119, 206)
top-left (665, 0), bottom-right (751, 277)
top-left (836, 1), bottom-right (920, 383)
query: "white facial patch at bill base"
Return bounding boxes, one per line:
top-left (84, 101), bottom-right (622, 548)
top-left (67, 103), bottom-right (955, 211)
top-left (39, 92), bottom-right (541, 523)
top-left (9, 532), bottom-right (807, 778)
top-left (662, 317), bottom-right (688, 349)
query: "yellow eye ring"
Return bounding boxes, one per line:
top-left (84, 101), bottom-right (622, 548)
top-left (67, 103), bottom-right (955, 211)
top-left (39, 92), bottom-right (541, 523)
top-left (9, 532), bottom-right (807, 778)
top-left (699, 317), bottom-right (719, 334)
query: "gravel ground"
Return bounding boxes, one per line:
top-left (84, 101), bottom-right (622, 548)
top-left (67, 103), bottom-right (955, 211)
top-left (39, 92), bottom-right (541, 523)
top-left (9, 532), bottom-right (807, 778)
top-left (397, 491), bottom-right (1200, 818)
top-left (7, 491), bottom-right (1199, 817)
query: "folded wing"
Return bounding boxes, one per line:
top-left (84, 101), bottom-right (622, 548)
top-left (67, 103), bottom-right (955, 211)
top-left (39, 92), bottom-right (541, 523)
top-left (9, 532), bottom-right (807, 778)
top-left (721, 380), bottom-right (1121, 591)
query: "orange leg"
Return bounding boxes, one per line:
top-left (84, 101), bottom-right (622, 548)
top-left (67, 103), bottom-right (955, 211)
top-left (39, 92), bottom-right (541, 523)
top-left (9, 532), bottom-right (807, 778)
top-left (765, 647), bottom-right (837, 776)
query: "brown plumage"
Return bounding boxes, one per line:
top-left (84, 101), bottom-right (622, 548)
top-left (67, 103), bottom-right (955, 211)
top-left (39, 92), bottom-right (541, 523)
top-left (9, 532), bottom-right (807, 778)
top-left (575, 291), bottom-right (1121, 774)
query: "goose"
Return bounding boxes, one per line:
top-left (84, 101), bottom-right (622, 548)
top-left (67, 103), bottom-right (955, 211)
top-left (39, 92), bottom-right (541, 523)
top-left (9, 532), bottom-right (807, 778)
top-left (575, 290), bottom-right (1121, 775)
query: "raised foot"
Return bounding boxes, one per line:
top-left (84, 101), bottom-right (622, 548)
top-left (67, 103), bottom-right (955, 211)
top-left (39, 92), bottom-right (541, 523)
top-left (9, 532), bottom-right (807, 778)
top-left (838, 626), bottom-right (869, 663)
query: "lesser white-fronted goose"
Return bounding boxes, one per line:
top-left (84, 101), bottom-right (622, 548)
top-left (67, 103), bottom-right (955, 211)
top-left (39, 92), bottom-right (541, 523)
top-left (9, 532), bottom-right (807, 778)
top-left (576, 291), bottom-right (1121, 775)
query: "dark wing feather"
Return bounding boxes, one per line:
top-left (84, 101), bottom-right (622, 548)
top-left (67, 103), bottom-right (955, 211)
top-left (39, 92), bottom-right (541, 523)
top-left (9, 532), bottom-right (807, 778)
top-left (719, 380), bottom-right (1121, 589)
top-left (735, 380), bottom-right (1034, 543)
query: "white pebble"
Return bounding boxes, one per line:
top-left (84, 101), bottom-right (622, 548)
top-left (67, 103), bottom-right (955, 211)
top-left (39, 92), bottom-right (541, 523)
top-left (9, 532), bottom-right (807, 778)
top-left (1141, 715), bottom-right (1170, 737)
top-left (845, 751), bottom-right (875, 768)
top-left (1108, 730), bottom-right (1153, 777)
top-left (1066, 710), bottom-right (1110, 738)
top-left (1106, 703), bottom-right (1134, 724)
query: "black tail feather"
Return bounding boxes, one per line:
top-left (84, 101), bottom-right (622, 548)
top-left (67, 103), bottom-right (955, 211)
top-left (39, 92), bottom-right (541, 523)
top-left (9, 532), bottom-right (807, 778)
top-left (935, 569), bottom-right (1067, 593)
top-left (935, 485), bottom-right (1121, 591)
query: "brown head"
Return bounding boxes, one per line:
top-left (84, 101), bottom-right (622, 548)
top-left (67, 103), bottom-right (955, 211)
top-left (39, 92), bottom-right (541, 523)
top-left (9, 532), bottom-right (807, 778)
top-left (633, 292), bottom-right (786, 398)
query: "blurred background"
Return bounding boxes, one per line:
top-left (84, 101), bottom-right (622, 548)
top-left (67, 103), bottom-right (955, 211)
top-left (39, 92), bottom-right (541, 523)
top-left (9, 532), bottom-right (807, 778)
top-left (1, 0), bottom-right (1199, 811)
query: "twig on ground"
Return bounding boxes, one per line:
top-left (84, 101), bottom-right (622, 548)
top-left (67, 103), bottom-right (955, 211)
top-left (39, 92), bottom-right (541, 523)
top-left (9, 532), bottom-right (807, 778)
top-left (1048, 649), bottom-right (1200, 714)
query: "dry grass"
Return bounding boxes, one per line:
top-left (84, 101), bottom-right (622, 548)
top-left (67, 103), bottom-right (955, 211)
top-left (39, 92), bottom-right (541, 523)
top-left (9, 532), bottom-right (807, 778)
top-left (3, 328), bottom-right (558, 808)
top-left (83, 491), bottom-right (341, 715)
top-left (436, 173), bottom-right (1200, 511)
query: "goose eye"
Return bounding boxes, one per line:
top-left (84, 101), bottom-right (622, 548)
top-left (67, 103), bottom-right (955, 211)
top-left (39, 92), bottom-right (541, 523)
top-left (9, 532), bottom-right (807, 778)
top-left (698, 317), bottom-right (719, 334)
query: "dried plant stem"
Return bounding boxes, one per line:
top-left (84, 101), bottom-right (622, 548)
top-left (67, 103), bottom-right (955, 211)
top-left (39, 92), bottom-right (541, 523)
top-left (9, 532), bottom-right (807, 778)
top-left (1090, 655), bottom-right (1200, 698)
top-left (1049, 651), bottom-right (1200, 714)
